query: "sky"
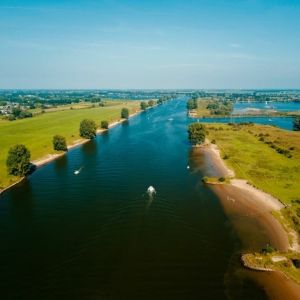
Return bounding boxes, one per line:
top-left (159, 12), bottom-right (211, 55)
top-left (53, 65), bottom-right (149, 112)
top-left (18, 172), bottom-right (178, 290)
top-left (0, 0), bottom-right (300, 89)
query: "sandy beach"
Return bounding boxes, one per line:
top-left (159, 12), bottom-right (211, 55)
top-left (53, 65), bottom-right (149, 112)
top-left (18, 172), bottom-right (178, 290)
top-left (194, 142), bottom-right (300, 299)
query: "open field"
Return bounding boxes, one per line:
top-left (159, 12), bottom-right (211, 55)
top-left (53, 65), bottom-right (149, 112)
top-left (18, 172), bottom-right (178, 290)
top-left (0, 101), bottom-right (140, 190)
top-left (206, 123), bottom-right (300, 204)
top-left (28, 99), bottom-right (128, 115)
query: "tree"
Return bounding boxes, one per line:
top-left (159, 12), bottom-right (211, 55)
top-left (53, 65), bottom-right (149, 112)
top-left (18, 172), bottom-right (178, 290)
top-left (101, 120), bottom-right (109, 129)
top-left (6, 144), bottom-right (31, 176)
top-left (187, 123), bottom-right (206, 145)
top-left (80, 119), bottom-right (97, 139)
top-left (187, 98), bottom-right (198, 110)
top-left (121, 108), bottom-right (129, 119)
top-left (53, 135), bottom-right (67, 151)
top-left (140, 101), bottom-right (148, 110)
top-left (148, 99), bottom-right (155, 107)
top-left (12, 106), bottom-right (22, 118)
top-left (293, 116), bottom-right (300, 131)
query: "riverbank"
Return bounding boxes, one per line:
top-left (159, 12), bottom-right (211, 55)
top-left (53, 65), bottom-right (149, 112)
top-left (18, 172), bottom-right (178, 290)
top-left (0, 110), bottom-right (142, 196)
top-left (196, 139), bottom-right (300, 298)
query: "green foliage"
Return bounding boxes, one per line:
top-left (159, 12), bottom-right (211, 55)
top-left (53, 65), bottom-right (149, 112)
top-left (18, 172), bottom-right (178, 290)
top-left (12, 107), bottom-right (22, 118)
top-left (206, 100), bottom-right (233, 115)
top-left (140, 101), bottom-right (148, 110)
top-left (188, 123), bottom-right (206, 145)
top-left (261, 244), bottom-right (276, 254)
top-left (121, 107), bottom-right (129, 119)
top-left (101, 120), bottom-right (109, 129)
top-left (187, 98), bottom-right (198, 110)
top-left (292, 259), bottom-right (300, 268)
top-left (202, 176), bottom-right (208, 183)
top-left (19, 110), bottom-right (33, 119)
top-left (148, 99), bottom-right (155, 107)
top-left (218, 177), bottom-right (225, 182)
top-left (6, 144), bottom-right (31, 176)
top-left (293, 116), bottom-right (300, 131)
top-left (80, 119), bottom-right (97, 139)
top-left (52, 135), bottom-right (67, 151)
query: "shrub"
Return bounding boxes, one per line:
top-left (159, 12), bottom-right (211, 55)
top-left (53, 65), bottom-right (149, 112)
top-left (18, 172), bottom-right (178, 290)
top-left (211, 139), bottom-right (216, 144)
top-left (218, 177), bottom-right (225, 182)
top-left (121, 108), bottom-right (129, 119)
top-left (8, 115), bottom-right (16, 121)
top-left (202, 176), bottom-right (208, 183)
top-left (148, 99), bottom-right (155, 107)
top-left (261, 244), bottom-right (276, 254)
top-left (187, 123), bottom-right (206, 145)
top-left (19, 110), bottom-right (33, 119)
top-left (223, 154), bottom-right (229, 160)
top-left (6, 144), bottom-right (31, 176)
top-left (80, 119), bottom-right (97, 139)
top-left (292, 259), bottom-right (300, 268)
top-left (53, 135), bottom-right (67, 151)
top-left (140, 101), bottom-right (148, 110)
top-left (293, 116), bottom-right (300, 131)
top-left (101, 120), bottom-right (109, 129)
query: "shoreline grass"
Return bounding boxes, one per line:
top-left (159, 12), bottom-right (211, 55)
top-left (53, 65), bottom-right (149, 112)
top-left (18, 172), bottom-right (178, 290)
top-left (0, 101), bottom-right (140, 190)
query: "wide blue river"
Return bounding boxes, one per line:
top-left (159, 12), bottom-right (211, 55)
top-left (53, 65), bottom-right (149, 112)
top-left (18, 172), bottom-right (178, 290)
top-left (0, 99), bottom-right (280, 299)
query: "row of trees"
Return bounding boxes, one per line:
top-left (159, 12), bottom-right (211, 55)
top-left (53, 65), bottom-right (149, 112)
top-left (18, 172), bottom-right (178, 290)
top-left (140, 100), bottom-right (156, 110)
top-left (8, 107), bottom-right (33, 121)
top-left (6, 107), bottom-right (132, 177)
top-left (206, 100), bottom-right (233, 115)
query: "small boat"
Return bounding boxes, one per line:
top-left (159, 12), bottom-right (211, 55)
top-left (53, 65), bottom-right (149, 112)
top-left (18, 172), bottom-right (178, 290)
top-left (268, 119), bottom-right (272, 122)
top-left (187, 165), bottom-right (190, 169)
top-left (74, 170), bottom-right (80, 175)
top-left (147, 186), bottom-right (156, 194)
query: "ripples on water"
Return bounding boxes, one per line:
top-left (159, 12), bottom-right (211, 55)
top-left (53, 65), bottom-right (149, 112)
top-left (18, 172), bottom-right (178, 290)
top-left (0, 99), bottom-right (269, 299)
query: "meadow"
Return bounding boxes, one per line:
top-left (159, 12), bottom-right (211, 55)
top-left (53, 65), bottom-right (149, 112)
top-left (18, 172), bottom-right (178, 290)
top-left (206, 123), bottom-right (300, 204)
top-left (0, 101), bottom-right (140, 190)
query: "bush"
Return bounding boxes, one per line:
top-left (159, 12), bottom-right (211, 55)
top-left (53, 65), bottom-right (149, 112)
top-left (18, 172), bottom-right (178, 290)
top-left (19, 110), bottom-right (33, 119)
top-left (140, 101), bottom-right (148, 110)
top-left (187, 123), bottom-right (206, 145)
top-left (80, 119), bottom-right (97, 139)
top-left (293, 116), bottom-right (300, 131)
top-left (261, 244), bottom-right (276, 254)
top-left (148, 99), bottom-right (155, 107)
top-left (211, 139), bottom-right (216, 144)
top-left (202, 176), bottom-right (208, 183)
top-left (121, 108), bottom-right (129, 119)
top-left (223, 154), bottom-right (229, 160)
top-left (6, 144), bottom-right (31, 176)
top-left (218, 177), bottom-right (225, 182)
top-left (101, 120), bottom-right (109, 129)
top-left (292, 259), bottom-right (300, 268)
top-left (53, 135), bottom-right (67, 151)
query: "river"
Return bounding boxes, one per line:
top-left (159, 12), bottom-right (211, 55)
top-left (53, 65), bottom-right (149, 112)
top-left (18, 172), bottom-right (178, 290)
top-left (0, 99), bottom-right (281, 299)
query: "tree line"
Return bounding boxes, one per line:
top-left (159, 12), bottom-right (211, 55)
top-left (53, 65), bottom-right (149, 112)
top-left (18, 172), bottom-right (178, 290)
top-left (6, 107), bottom-right (131, 178)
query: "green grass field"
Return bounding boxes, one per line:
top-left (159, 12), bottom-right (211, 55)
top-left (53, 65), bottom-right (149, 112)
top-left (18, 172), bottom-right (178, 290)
top-left (206, 123), bottom-right (300, 204)
top-left (0, 101), bottom-right (140, 190)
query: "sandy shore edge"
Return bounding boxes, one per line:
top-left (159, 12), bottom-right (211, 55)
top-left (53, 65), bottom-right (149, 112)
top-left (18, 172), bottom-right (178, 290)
top-left (0, 110), bottom-right (142, 195)
top-left (205, 143), bottom-right (284, 212)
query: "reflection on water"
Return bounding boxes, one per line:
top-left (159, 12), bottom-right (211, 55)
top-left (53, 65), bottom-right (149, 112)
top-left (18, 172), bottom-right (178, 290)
top-left (0, 99), bottom-right (276, 300)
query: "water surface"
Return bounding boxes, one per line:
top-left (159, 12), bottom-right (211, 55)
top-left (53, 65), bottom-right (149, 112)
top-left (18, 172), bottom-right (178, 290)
top-left (0, 99), bottom-right (268, 299)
